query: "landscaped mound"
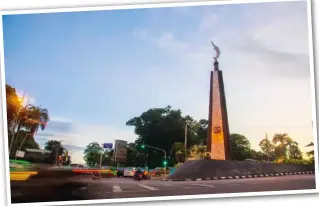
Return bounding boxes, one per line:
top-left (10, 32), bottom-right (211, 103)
top-left (166, 159), bottom-right (315, 180)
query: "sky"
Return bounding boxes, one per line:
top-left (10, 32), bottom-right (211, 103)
top-left (2, 0), bottom-right (314, 164)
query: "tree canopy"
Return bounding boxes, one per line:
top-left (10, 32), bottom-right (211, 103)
top-left (125, 105), bottom-right (208, 168)
top-left (6, 84), bottom-right (50, 158)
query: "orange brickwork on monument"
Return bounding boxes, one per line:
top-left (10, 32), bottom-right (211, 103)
top-left (207, 61), bottom-right (231, 160)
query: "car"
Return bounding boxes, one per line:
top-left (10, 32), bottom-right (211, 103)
top-left (124, 167), bottom-right (137, 177)
top-left (154, 167), bottom-right (166, 176)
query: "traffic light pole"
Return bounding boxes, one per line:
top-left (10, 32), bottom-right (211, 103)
top-left (143, 144), bottom-right (167, 171)
top-left (143, 144), bottom-right (166, 159)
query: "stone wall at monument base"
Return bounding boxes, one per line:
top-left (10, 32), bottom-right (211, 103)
top-left (166, 159), bottom-right (315, 180)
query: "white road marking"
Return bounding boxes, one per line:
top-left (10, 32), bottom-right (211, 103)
top-left (139, 184), bottom-right (158, 191)
top-left (113, 185), bottom-right (122, 192)
top-left (190, 183), bottom-right (215, 188)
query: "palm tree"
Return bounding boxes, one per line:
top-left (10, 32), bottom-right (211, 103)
top-left (13, 106), bottom-right (49, 157)
top-left (23, 106), bottom-right (49, 134)
top-left (170, 142), bottom-right (185, 163)
top-left (272, 133), bottom-right (292, 160)
top-left (196, 144), bottom-right (208, 159)
top-left (306, 142), bottom-right (314, 162)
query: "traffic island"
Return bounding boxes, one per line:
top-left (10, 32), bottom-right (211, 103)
top-left (163, 159), bottom-right (315, 181)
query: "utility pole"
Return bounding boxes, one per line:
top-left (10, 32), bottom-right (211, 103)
top-left (55, 140), bottom-right (63, 166)
top-left (184, 123), bottom-right (188, 161)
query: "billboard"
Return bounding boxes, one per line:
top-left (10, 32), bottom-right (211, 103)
top-left (103, 143), bottom-right (113, 149)
top-left (113, 140), bottom-right (127, 163)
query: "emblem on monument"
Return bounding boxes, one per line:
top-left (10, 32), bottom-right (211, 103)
top-left (213, 126), bottom-right (221, 134)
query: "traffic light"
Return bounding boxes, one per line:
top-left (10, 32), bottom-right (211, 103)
top-left (141, 144), bottom-right (145, 149)
top-left (163, 160), bottom-right (167, 166)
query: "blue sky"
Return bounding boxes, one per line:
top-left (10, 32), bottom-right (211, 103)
top-left (2, 0), bottom-right (314, 164)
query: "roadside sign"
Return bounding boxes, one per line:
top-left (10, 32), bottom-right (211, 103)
top-left (113, 140), bottom-right (127, 163)
top-left (103, 143), bottom-right (113, 149)
top-left (15, 150), bottom-right (25, 158)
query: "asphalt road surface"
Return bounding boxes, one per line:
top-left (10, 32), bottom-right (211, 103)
top-left (11, 174), bottom-right (316, 204)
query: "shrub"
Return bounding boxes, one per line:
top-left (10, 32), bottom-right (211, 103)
top-left (283, 159), bottom-right (311, 165)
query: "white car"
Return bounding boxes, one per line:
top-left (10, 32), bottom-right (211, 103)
top-left (124, 167), bottom-right (137, 177)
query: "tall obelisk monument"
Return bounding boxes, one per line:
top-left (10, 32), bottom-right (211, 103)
top-left (207, 41), bottom-right (231, 160)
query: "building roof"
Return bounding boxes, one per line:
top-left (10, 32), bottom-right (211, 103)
top-left (25, 148), bottom-right (51, 153)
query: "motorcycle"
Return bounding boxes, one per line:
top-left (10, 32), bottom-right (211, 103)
top-left (133, 172), bottom-right (143, 181)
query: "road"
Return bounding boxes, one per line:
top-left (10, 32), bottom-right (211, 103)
top-left (11, 174), bottom-right (316, 203)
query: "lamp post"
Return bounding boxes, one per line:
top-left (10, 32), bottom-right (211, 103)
top-left (99, 144), bottom-right (104, 168)
top-left (184, 123), bottom-right (188, 160)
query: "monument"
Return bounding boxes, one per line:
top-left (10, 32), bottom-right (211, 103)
top-left (207, 41), bottom-right (231, 160)
top-left (164, 41), bottom-right (314, 181)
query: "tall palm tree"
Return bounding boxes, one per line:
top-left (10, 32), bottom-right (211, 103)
top-left (272, 133), bottom-right (292, 160)
top-left (306, 142), bottom-right (314, 157)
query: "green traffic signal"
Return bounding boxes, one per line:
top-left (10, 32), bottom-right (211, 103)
top-left (141, 144), bottom-right (145, 149)
top-left (163, 160), bottom-right (167, 165)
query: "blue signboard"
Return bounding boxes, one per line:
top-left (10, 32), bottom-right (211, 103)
top-left (103, 143), bottom-right (113, 149)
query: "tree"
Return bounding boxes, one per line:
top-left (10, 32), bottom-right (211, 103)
top-left (259, 135), bottom-right (275, 161)
top-left (125, 143), bottom-right (145, 167)
top-left (288, 141), bottom-right (303, 160)
top-left (100, 149), bottom-right (117, 166)
top-left (229, 133), bottom-right (252, 161)
top-left (62, 150), bottom-right (72, 165)
top-left (10, 130), bottom-right (40, 157)
top-left (272, 133), bottom-right (292, 160)
top-left (44, 140), bottom-right (65, 164)
top-left (306, 142), bottom-right (314, 163)
top-left (126, 105), bottom-right (202, 168)
top-left (170, 142), bottom-right (185, 164)
top-left (5, 85), bottom-right (50, 158)
top-left (187, 144), bottom-right (208, 160)
top-left (6, 84), bottom-right (22, 137)
top-left (195, 119), bottom-right (208, 145)
top-left (23, 105), bottom-right (49, 135)
top-left (84, 142), bottom-right (103, 167)
top-left (249, 149), bottom-right (269, 161)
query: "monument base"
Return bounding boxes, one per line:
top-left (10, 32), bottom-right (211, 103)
top-left (166, 159), bottom-right (315, 180)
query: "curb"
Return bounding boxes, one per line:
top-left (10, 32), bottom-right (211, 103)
top-left (162, 170), bottom-right (315, 182)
